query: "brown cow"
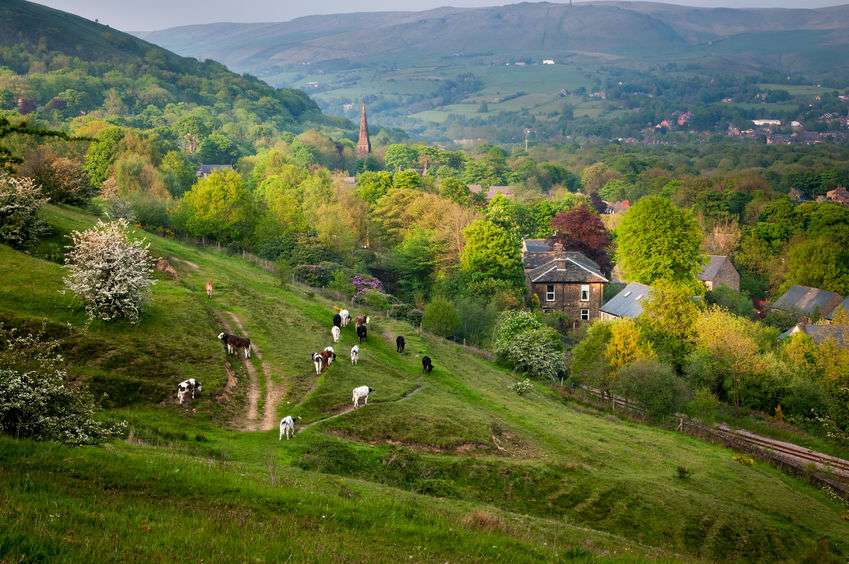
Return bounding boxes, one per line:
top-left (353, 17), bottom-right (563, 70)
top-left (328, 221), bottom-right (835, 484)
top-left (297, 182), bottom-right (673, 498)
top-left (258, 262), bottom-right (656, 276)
top-left (206, 280), bottom-right (214, 298)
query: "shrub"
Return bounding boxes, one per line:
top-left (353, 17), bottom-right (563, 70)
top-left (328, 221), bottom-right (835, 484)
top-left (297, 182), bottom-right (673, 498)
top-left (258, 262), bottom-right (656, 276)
top-left (0, 324), bottom-right (125, 444)
top-left (613, 359), bottom-right (691, 420)
top-left (676, 466), bottom-right (692, 480)
top-left (707, 286), bottom-right (755, 318)
top-left (63, 219), bottom-right (155, 323)
top-left (492, 310), bottom-right (543, 351)
top-left (422, 297), bottom-right (460, 338)
top-left (0, 173), bottom-right (48, 247)
top-left (292, 262), bottom-right (346, 287)
top-left (20, 149), bottom-right (94, 204)
top-left (354, 289), bottom-right (393, 310)
top-left (510, 379), bottom-right (533, 395)
top-left (328, 270), bottom-right (356, 298)
top-left (685, 387), bottom-right (721, 424)
top-left (498, 327), bottom-right (565, 382)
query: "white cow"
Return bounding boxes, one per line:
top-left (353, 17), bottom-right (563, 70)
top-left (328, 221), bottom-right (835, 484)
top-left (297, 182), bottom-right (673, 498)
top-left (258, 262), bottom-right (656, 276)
top-left (177, 378), bottom-right (202, 404)
top-left (352, 385), bottom-right (373, 408)
top-left (279, 415), bottom-right (299, 440)
top-left (340, 309), bottom-right (351, 327)
top-left (312, 353), bottom-right (324, 375)
top-left (331, 325), bottom-right (341, 343)
top-left (350, 345), bottom-right (360, 365)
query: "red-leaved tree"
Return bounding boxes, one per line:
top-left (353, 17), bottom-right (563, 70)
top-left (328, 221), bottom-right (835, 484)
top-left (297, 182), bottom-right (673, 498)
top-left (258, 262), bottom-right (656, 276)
top-left (549, 205), bottom-right (612, 274)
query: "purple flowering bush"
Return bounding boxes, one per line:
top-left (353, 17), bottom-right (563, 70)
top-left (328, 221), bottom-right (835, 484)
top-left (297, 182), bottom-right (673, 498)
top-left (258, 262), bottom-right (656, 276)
top-left (351, 274), bottom-right (384, 302)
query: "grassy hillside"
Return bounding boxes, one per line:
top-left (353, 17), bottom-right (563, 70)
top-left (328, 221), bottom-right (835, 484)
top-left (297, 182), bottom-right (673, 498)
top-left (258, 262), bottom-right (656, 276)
top-left (0, 0), bottom-right (330, 130)
top-left (1, 205), bottom-right (849, 561)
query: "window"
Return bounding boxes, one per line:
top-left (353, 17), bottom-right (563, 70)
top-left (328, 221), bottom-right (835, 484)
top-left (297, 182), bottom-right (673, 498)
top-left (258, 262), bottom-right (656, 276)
top-left (545, 284), bottom-right (556, 302)
top-left (580, 309), bottom-right (590, 321)
top-left (580, 284), bottom-right (590, 301)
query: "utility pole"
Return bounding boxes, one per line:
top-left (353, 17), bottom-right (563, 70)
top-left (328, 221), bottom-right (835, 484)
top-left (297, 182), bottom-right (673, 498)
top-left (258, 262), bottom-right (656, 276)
top-left (524, 128), bottom-right (534, 151)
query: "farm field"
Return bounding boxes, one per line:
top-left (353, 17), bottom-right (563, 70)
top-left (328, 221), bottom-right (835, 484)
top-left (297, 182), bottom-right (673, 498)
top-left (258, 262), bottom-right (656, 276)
top-left (1, 205), bottom-right (849, 562)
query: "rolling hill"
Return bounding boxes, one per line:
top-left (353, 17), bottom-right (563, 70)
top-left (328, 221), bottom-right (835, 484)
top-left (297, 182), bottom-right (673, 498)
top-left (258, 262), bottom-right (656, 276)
top-left (135, 1), bottom-right (849, 143)
top-left (1, 204), bottom-right (848, 561)
top-left (0, 0), bottom-right (330, 130)
top-left (141, 2), bottom-right (849, 71)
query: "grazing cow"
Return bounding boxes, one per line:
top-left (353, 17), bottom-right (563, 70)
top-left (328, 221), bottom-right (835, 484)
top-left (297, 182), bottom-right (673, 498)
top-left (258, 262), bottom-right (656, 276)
top-left (320, 348), bottom-right (336, 369)
top-left (340, 309), bottom-right (351, 327)
top-left (279, 415), bottom-right (300, 440)
top-left (177, 378), bottom-right (202, 404)
top-left (352, 385), bottom-right (374, 408)
top-left (355, 315), bottom-right (369, 328)
top-left (333, 313), bottom-right (342, 328)
top-left (312, 353), bottom-right (324, 375)
top-left (422, 356), bottom-right (433, 374)
top-left (324, 346), bottom-right (336, 366)
top-left (206, 280), bottom-right (213, 298)
top-left (350, 345), bottom-right (360, 365)
top-left (396, 335), bottom-right (406, 353)
top-left (356, 324), bottom-right (367, 343)
top-left (218, 332), bottom-right (251, 358)
top-left (331, 325), bottom-right (341, 343)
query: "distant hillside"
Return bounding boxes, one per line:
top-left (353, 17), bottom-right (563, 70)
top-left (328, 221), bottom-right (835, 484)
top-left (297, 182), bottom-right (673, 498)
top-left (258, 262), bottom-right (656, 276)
top-left (0, 0), bottom-right (331, 129)
top-left (141, 1), bottom-right (849, 73)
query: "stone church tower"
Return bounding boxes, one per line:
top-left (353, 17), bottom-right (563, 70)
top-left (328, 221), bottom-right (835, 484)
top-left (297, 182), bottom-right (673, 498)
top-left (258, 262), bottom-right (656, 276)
top-left (356, 100), bottom-right (371, 157)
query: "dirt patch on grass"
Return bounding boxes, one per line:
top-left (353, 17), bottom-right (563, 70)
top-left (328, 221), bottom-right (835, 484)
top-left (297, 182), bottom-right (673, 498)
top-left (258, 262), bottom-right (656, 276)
top-left (462, 509), bottom-right (510, 533)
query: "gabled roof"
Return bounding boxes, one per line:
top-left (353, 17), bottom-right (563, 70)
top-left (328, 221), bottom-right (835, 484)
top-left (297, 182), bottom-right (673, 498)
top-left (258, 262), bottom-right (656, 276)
top-left (827, 297), bottom-right (849, 321)
top-left (528, 252), bottom-right (607, 284)
top-left (601, 282), bottom-right (651, 319)
top-left (699, 255), bottom-right (731, 282)
top-left (522, 239), bottom-right (551, 254)
top-left (772, 285), bottom-right (843, 317)
top-left (780, 324), bottom-right (849, 349)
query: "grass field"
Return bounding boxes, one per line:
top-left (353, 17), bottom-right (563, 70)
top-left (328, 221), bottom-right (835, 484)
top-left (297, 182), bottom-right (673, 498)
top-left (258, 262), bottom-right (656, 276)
top-left (2, 204), bottom-right (849, 562)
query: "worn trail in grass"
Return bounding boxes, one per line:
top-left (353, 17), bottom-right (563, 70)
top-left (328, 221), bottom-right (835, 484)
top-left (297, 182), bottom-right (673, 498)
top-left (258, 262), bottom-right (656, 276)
top-left (1, 205), bottom-right (848, 562)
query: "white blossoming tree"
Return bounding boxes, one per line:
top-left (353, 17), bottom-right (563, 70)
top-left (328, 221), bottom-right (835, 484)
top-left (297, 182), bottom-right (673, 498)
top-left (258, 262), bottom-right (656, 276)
top-left (0, 173), bottom-right (48, 247)
top-left (64, 219), bottom-right (155, 323)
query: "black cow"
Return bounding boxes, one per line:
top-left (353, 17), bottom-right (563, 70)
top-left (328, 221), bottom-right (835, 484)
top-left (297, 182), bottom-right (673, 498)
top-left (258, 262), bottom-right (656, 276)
top-left (396, 335), bottom-right (406, 353)
top-left (356, 324), bottom-right (367, 343)
top-left (333, 313), bottom-right (343, 328)
top-left (422, 356), bottom-right (433, 373)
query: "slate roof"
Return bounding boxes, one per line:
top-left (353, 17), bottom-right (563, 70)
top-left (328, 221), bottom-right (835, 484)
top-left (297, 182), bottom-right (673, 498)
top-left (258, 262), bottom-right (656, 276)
top-left (527, 252), bottom-right (607, 284)
top-left (523, 239), bottom-right (551, 254)
top-left (827, 296), bottom-right (849, 321)
top-left (772, 285), bottom-right (843, 317)
top-left (780, 324), bottom-right (849, 348)
top-left (601, 282), bottom-right (651, 319)
top-left (699, 255), bottom-right (729, 282)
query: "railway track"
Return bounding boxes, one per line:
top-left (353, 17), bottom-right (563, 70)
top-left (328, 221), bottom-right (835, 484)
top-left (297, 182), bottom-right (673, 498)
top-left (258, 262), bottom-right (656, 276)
top-left (578, 385), bottom-right (849, 483)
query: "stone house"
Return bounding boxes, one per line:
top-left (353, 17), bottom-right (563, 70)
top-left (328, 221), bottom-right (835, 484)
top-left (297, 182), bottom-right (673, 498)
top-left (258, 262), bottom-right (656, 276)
top-left (522, 239), bottom-right (608, 323)
top-left (698, 255), bottom-right (740, 292)
top-left (772, 285), bottom-right (843, 320)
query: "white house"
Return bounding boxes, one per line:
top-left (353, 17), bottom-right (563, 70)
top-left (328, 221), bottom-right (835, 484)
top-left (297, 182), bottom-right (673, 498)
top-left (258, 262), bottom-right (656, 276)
top-left (542, 59), bottom-right (556, 65)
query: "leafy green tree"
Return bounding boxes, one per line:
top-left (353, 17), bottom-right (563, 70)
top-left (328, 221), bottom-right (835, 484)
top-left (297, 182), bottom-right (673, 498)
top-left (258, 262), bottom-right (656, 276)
top-left (383, 144), bottom-right (420, 172)
top-left (784, 235), bottom-right (849, 295)
top-left (83, 126), bottom-right (124, 186)
top-left (198, 132), bottom-right (240, 165)
top-left (570, 321), bottom-right (613, 387)
top-left (160, 151), bottom-right (196, 197)
top-left (639, 279), bottom-right (700, 369)
top-left (615, 196), bottom-right (703, 285)
top-left (707, 286), bottom-right (755, 318)
top-left (439, 177), bottom-right (472, 205)
top-left (613, 360), bottom-right (690, 420)
top-left (460, 219), bottom-right (523, 284)
top-left (422, 297), bottom-right (460, 338)
top-left (391, 228), bottom-right (439, 298)
top-left (356, 171), bottom-right (393, 205)
top-left (393, 170), bottom-right (423, 190)
top-left (174, 170), bottom-right (254, 242)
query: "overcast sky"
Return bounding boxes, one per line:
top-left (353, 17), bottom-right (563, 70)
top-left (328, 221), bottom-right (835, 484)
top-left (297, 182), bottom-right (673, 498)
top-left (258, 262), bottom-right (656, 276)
top-left (35, 0), bottom-right (848, 31)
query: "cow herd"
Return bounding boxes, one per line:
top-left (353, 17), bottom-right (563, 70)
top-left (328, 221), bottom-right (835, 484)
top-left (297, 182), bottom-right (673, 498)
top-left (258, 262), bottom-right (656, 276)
top-left (178, 305), bottom-right (436, 443)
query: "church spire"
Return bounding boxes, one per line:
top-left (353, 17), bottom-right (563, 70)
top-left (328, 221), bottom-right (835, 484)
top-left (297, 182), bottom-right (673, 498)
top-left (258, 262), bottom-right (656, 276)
top-left (356, 100), bottom-right (371, 158)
